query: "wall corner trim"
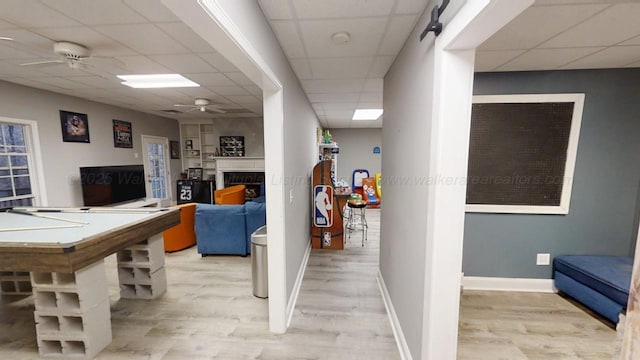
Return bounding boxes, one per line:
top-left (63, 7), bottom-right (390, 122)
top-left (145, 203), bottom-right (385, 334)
top-left (462, 276), bottom-right (557, 293)
top-left (286, 241), bottom-right (311, 327)
top-left (377, 270), bottom-right (413, 360)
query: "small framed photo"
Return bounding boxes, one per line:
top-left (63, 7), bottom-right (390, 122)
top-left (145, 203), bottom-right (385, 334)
top-left (170, 141), bottom-right (180, 159)
top-left (187, 167), bottom-right (203, 180)
top-left (112, 120), bottom-right (132, 148)
top-left (185, 139), bottom-right (193, 150)
top-left (60, 110), bottom-right (90, 143)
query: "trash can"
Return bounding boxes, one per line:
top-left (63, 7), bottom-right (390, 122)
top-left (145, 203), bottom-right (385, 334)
top-left (251, 225), bottom-right (268, 298)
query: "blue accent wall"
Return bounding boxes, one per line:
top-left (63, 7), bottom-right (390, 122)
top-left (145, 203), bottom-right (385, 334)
top-left (464, 69), bottom-right (640, 278)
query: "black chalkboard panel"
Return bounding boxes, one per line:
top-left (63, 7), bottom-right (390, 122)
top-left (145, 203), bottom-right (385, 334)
top-left (466, 102), bottom-right (574, 206)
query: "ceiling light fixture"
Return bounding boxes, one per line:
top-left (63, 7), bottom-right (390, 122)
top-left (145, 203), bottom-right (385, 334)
top-left (331, 31), bottom-right (351, 45)
top-left (353, 109), bottom-right (383, 121)
top-left (117, 74), bottom-right (200, 89)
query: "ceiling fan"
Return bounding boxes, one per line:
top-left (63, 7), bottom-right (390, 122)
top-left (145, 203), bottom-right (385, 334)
top-left (173, 98), bottom-right (234, 114)
top-left (19, 41), bottom-right (97, 69)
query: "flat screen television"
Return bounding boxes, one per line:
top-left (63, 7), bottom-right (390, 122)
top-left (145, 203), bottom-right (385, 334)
top-left (80, 165), bottom-right (146, 206)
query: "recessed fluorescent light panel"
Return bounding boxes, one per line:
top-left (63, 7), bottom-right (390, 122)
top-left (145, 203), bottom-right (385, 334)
top-left (352, 109), bottom-right (383, 120)
top-left (117, 74), bottom-right (199, 89)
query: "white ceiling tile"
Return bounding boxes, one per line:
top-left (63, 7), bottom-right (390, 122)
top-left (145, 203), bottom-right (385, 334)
top-left (497, 47), bottom-right (604, 71)
top-left (183, 73), bottom-right (238, 86)
top-left (301, 79), bottom-right (365, 93)
top-left (199, 53), bottom-right (239, 72)
top-left (309, 57), bottom-right (374, 79)
top-left (243, 84), bottom-right (262, 96)
top-left (324, 110), bottom-right (354, 120)
top-left (0, 19), bottom-right (17, 29)
top-left (395, 0), bottom-right (430, 15)
top-left (292, 0), bottom-right (394, 19)
top-left (359, 92), bottom-right (382, 102)
top-left (94, 24), bottom-right (188, 55)
top-left (474, 50), bottom-right (527, 72)
top-left (225, 72), bottom-right (255, 86)
top-left (308, 93), bottom-right (360, 103)
top-left (150, 54), bottom-right (217, 73)
top-left (320, 103), bottom-right (359, 111)
top-left (479, 4), bottom-right (608, 51)
top-left (207, 86), bottom-right (250, 96)
top-left (0, 42), bottom-right (43, 59)
top-left (0, 0), bottom-right (80, 28)
top-left (33, 26), bottom-right (137, 57)
top-left (357, 101), bottom-right (383, 109)
top-left (289, 59), bottom-right (313, 79)
top-left (541, 3), bottom-right (640, 48)
top-left (299, 18), bottom-right (388, 58)
top-left (113, 56), bottom-right (171, 73)
top-left (42, 0), bottom-right (147, 25)
top-left (32, 76), bottom-right (90, 89)
top-left (363, 78), bottom-right (383, 92)
top-left (123, 0), bottom-right (181, 22)
top-left (561, 46), bottom-right (640, 69)
top-left (224, 95), bottom-right (261, 105)
top-left (271, 21), bottom-right (306, 59)
top-left (31, 62), bottom-right (94, 77)
top-left (258, 0), bottom-right (295, 20)
top-left (175, 87), bottom-right (220, 100)
top-left (65, 75), bottom-right (121, 88)
top-left (0, 29), bottom-right (55, 55)
top-left (156, 23), bottom-right (216, 54)
top-left (368, 56), bottom-right (395, 77)
top-left (0, 60), bottom-right (48, 77)
top-left (625, 60), bottom-right (640, 68)
top-left (379, 15), bottom-right (416, 55)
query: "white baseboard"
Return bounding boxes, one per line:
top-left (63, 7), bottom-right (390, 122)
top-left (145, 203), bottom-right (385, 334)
top-left (286, 242), bottom-right (311, 327)
top-left (377, 270), bottom-right (413, 360)
top-left (462, 276), bottom-right (557, 293)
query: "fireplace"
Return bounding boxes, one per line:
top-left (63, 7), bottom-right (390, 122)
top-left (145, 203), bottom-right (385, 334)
top-left (224, 172), bottom-right (265, 200)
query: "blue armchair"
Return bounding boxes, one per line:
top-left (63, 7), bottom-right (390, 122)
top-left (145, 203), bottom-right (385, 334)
top-left (195, 198), bottom-right (266, 256)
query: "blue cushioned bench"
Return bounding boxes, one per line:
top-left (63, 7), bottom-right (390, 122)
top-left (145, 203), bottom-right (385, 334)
top-left (553, 255), bottom-right (632, 324)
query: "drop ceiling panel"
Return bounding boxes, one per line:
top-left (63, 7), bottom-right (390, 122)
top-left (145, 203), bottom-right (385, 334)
top-left (475, 50), bottom-right (527, 72)
top-left (379, 15), bottom-right (417, 55)
top-left (123, 0), bottom-right (181, 22)
top-left (94, 24), bottom-right (188, 54)
top-left (621, 35), bottom-right (640, 46)
top-left (497, 47), bottom-right (604, 71)
top-left (199, 53), bottom-right (240, 72)
top-left (395, 0), bottom-right (431, 14)
top-left (225, 72), bottom-right (255, 86)
top-left (301, 79), bottom-right (365, 94)
top-left (540, 3), bottom-right (640, 48)
top-left (308, 93), bottom-right (360, 103)
top-left (289, 59), bottom-right (313, 79)
top-left (243, 84), bottom-right (262, 96)
top-left (0, 42), bottom-right (43, 59)
top-left (113, 56), bottom-right (171, 73)
top-left (323, 110), bottom-right (354, 120)
top-left (42, 0), bottom-right (147, 25)
top-left (155, 22), bottom-right (215, 53)
top-left (319, 102), bottom-right (358, 110)
top-left (299, 18), bottom-right (388, 58)
top-left (309, 57), bottom-right (373, 79)
top-left (66, 75), bottom-right (122, 88)
top-left (183, 73), bottom-right (234, 86)
top-left (358, 92), bottom-right (383, 102)
top-left (363, 78), bottom-right (383, 92)
top-left (561, 45), bottom-right (640, 69)
top-left (357, 101), bottom-right (383, 109)
top-left (270, 21), bottom-right (306, 59)
top-left (150, 54), bottom-right (217, 73)
top-left (292, 0), bottom-right (394, 19)
top-left (0, 0), bottom-right (80, 28)
top-left (224, 95), bottom-right (261, 105)
top-left (175, 87), bottom-right (220, 99)
top-left (479, 4), bottom-right (608, 50)
top-left (0, 29), bottom-right (56, 55)
top-left (258, 0), bottom-right (295, 20)
top-left (207, 85), bottom-right (250, 96)
top-left (33, 76), bottom-right (90, 89)
top-left (0, 61), bottom-right (48, 77)
top-left (0, 19), bottom-right (17, 29)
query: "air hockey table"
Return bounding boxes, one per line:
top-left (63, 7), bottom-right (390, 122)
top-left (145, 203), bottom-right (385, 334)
top-left (0, 207), bottom-right (180, 358)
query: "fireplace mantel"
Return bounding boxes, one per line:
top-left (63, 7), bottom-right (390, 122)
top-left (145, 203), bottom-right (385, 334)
top-left (215, 157), bottom-right (265, 189)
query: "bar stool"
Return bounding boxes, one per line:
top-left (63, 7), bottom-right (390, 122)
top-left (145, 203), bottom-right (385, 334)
top-left (345, 199), bottom-right (368, 246)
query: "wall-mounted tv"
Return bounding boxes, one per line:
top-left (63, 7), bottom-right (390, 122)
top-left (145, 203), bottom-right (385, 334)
top-left (80, 165), bottom-right (146, 206)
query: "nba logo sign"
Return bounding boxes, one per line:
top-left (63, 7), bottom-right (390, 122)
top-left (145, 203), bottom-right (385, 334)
top-left (313, 185), bottom-right (333, 227)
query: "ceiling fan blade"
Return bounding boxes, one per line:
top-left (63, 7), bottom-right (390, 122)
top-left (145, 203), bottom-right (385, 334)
top-left (20, 59), bottom-right (64, 66)
top-left (173, 104), bottom-right (196, 108)
top-left (205, 107), bottom-right (227, 114)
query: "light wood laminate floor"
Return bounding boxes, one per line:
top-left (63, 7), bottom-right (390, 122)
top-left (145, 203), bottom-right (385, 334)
top-left (0, 208), bottom-right (620, 359)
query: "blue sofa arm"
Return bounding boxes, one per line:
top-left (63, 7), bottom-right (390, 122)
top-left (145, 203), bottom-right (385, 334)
top-left (245, 201), bottom-right (267, 254)
top-left (195, 204), bottom-right (248, 255)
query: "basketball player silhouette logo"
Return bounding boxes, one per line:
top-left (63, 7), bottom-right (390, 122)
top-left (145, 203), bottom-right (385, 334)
top-left (313, 185), bottom-right (333, 227)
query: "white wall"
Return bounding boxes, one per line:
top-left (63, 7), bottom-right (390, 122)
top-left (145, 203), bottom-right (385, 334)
top-left (0, 80), bottom-right (180, 206)
top-left (329, 128), bottom-right (381, 184)
top-left (214, 0), bottom-right (320, 300)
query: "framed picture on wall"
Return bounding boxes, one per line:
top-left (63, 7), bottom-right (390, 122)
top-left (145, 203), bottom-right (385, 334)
top-left (112, 120), bottom-right (132, 148)
top-left (187, 167), bottom-right (203, 180)
top-left (60, 110), bottom-right (90, 143)
top-left (170, 141), bottom-right (180, 159)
